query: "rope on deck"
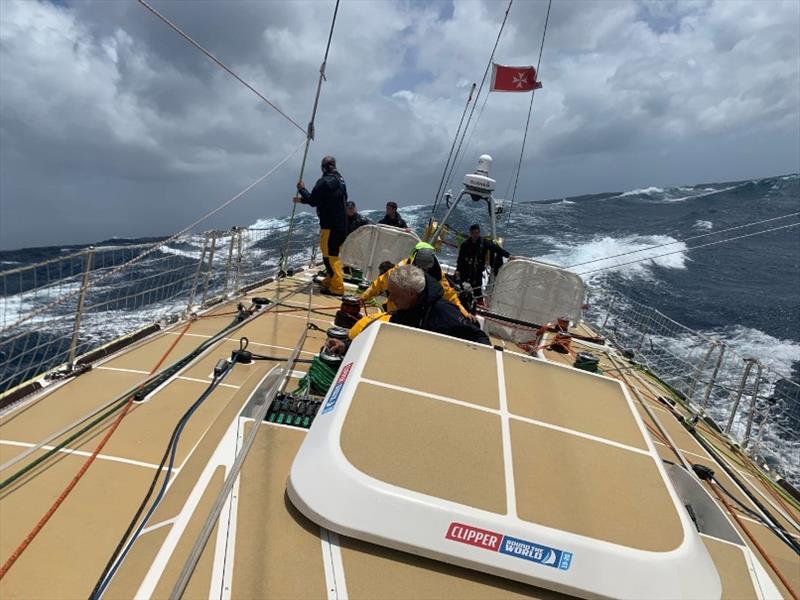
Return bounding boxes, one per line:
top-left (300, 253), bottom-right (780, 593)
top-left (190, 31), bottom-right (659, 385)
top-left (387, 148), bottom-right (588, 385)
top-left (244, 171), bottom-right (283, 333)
top-left (0, 319), bottom-right (195, 581)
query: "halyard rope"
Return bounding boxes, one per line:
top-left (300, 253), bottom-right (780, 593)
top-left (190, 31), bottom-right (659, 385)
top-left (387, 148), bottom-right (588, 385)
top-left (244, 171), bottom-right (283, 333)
top-left (440, 0), bottom-right (514, 202)
top-left (280, 0), bottom-right (342, 273)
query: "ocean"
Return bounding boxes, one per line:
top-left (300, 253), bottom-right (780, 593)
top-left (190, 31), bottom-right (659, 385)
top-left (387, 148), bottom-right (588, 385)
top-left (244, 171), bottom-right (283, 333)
top-left (1, 172), bottom-right (799, 476)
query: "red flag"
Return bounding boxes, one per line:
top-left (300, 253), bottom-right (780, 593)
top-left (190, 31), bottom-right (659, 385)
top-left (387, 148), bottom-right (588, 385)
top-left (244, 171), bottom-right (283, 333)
top-left (490, 64), bottom-right (541, 92)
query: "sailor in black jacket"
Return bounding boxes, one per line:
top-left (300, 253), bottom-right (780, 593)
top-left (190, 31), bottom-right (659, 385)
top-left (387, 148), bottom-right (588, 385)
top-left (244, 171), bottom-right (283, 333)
top-left (346, 201), bottom-right (371, 235)
top-left (378, 201), bottom-right (408, 228)
top-left (388, 264), bottom-right (490, 345)
top-left (294, 155), bottom-right (348, 295)
top-left (456, 223), bottom-right (511, 298)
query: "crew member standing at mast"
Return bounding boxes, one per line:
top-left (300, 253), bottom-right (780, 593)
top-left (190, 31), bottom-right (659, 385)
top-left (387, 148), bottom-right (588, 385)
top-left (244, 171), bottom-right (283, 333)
top-left (294, 155), bottom-right (348, 296)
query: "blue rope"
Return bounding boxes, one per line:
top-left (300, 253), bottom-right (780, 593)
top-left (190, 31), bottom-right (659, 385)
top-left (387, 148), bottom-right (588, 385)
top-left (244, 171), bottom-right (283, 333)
top-left (92, 362), bottom-right (234, 598)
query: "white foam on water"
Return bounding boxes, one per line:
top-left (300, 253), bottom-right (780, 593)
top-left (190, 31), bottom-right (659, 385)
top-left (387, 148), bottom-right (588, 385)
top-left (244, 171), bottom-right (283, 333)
top-left (617, 186), bottom-right (664, 198)
top-left (663, 184), bottom-right (739, 203)
top-left (536, 234), bottom-right (688, 282)
top-left (0, 281), bottom-right (82, 327)
top-left (249, 216), bottom-right (291, 230)
top-left (693, 220), bottom-right (713, 230)
top-left (158, 245), bottom-right (203, 260)
top-left (706, 324), bottom-right (800, 380)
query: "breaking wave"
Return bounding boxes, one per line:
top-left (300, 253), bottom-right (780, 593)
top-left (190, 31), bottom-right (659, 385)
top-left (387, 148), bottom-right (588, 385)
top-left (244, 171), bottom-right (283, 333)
top-left (535, 234), bottom-right (688, 281)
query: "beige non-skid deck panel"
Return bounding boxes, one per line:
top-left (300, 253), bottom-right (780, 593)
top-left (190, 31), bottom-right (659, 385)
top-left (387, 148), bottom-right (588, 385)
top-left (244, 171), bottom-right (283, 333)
top-left (504, 353), bottom-right (648, 450)
top-left (72, 380), bottom-right (238, 466)
top-left (0, 455), bottom-right (156, 599)
top-left (103, 332), bottom-right (203, 371)
top-left (232, 424), bottom-right (329, 600)
top-left (151, 466), bottom-right (226, 599)
top-left (0, 369), bottom-right (145, 462)
top-left (701, 536), bottom-right (758, 600)
top-left (340, 535), bottom-right (572, 600)
top-left (510, 419), bottom-right (684, 552)
top-left (361, 325), bottom-right (500, 409)
top-left (0, 277), bottom-right (322, 599)
top-left (341, 383), bottom-right (507, 514)
top-left (730, 516), bottom-right (800, 599)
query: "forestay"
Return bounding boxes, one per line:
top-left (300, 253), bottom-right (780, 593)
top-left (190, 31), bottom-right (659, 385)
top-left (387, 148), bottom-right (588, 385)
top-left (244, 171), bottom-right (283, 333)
top-left (339, 224), bottom-right (420, 281)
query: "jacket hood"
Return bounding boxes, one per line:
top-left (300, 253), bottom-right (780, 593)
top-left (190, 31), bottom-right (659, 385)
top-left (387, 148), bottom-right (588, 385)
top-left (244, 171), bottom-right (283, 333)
top-left (420, 273), bottom-right (444, 305)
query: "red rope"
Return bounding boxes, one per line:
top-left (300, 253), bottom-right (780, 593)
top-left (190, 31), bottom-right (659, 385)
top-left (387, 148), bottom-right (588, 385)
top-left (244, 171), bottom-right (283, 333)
top-left (0, 319), bottom-right (194, 580)
top-left (0, 399), bottom-right (134, 579)
top-left (708, 482), bottom-right (799, 600)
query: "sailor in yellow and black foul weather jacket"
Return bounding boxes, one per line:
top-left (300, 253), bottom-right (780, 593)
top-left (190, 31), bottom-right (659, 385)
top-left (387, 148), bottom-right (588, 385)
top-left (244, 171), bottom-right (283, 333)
top-left (294, 155), bottom-right (348, 296)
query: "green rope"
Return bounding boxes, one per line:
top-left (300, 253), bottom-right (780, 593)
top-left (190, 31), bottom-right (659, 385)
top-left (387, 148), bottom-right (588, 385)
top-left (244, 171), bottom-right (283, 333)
top-left (295, 355), bottom-right (339, 396)
top-left (0, 396), bottom-right (129, 490)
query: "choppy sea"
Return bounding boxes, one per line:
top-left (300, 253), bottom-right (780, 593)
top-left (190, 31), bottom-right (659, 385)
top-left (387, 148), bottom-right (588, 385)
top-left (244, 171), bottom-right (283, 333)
top-left (2, 172), bottom-right (799, 476)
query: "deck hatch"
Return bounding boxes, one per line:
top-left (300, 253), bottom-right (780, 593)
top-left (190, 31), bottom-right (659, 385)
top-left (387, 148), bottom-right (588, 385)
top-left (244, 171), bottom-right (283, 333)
top-left (288, 323), bottom-right (721, 599)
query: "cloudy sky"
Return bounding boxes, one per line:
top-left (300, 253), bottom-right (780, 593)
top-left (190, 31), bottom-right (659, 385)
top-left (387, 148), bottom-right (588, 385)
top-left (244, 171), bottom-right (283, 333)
top-left (1, 0), bottom-right (798, 249)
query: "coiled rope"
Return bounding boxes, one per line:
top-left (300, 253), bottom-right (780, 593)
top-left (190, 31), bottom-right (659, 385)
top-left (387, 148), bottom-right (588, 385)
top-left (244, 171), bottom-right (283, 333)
top-left (295, 355), bottom-right (339, 396)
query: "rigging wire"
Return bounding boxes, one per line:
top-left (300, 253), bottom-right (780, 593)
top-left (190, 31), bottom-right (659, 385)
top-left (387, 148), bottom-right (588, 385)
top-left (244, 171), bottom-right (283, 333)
top-left (447, 85), bottom-right (492, 197)
top-left (504, 0), bottom-right (552, 227)
top-left (576, 222), bottom-right (800, 276)
top-left (280, 0), bottom-right (341, 272)
top-left (431, 82), bottom-right (477, 220)
top-left (567, 211), bottom-right (800, 268)
top-left (436, 0), bottom-right (514, 208)
top-left (137, 0), bottom-right (307, 135)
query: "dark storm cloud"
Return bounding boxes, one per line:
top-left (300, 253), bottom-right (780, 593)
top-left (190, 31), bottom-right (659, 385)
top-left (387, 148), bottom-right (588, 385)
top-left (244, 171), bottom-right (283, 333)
top-left (1, 0), bottom-right (798, 249)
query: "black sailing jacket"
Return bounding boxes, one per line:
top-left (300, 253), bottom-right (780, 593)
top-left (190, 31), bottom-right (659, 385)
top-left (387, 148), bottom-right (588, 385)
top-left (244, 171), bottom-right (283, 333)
top-left (299, 170), bottom-right (348, 230)
top-left (390, 274), bottom-right (490, 345)
top-left (346, 211), bottom-right (371, 235)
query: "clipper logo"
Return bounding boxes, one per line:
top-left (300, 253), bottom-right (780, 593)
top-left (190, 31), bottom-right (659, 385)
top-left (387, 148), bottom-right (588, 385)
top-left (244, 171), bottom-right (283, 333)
top-left (322, 362), bottom-right (352, 414)
top-left (446, 522), bottom-right (502, 551)
top-left (445, 522), bottom-right (573, 571)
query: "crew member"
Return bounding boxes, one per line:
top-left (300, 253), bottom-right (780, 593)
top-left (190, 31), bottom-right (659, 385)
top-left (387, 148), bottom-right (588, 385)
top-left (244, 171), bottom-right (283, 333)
top-left (359, 242), bottom-right (473, 318)
top-left (388, 264), bottom-right (490, 344)
top-left (294, 155), bottom-right (347, 295)
top-left (328, 263), bottom-right (489, 354)
top-left (455, 224), bottom-right (513, 298)
top-left (378, 201), bottom-right (408, 228)
top-left (346, 201), bottom-right (370, 236)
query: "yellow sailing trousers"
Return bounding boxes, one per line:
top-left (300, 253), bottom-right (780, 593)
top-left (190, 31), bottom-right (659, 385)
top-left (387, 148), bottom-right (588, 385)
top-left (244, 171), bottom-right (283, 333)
top-left (319, 228), bottom-right (345, 295)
